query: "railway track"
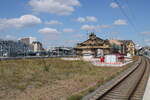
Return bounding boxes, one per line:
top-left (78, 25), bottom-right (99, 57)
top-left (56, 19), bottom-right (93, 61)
top-left (130, 58), bottom-right (150, 100)
top-left (82, 56), bottom-right (150, 100)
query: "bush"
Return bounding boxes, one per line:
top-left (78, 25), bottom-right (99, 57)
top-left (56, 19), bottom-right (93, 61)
top-left (67, 95), bottom-right (83, 100)
top-left (88, 87), bottom-right (95, 93)
top-left (43, 65), bottom-right (49, 72)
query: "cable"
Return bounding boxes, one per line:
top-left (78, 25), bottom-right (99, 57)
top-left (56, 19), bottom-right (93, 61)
top-left (123, 0), bottom-right (148, 46)
top-left (112, 0), bottom-right (138, 33)
top-left (112, 0), bottom-right (146, 46)
top-left (124, 0), bottom-right (138, 29)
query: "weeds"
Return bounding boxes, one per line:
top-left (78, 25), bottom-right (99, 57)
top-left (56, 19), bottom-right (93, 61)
top-left (0, 57), bottom-right (137, 100)
top-left (67, 95), bottom-right (83, 100)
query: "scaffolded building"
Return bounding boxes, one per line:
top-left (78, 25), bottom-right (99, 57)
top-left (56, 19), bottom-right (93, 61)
top-left (75, 33), bottom-right (111, 57)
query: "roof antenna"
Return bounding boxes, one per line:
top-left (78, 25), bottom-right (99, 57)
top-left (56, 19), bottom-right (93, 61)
top-left (86, 31), bottom-right (89, 39)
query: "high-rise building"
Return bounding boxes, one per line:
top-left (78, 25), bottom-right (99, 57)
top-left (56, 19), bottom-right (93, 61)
top-left (19, 37), bottom-right (37, 51)
top-left (32, 41), bottom-right (43, 52)
top-left (19, 37), bottom-right (37, 45)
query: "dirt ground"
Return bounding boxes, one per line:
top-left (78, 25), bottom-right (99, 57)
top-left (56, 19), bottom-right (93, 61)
top-left (0, 57), bottom-right (137, 100)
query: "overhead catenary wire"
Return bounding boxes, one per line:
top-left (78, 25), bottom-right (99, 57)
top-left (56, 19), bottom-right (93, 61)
top-left (112, 0), bottom-right (146, 46)
top-left (124, 0), bottom-right (138, 29)
top-left (124, 0), bottom-right (146, 45)
top-left (112, 0), bottom-right (139, 34)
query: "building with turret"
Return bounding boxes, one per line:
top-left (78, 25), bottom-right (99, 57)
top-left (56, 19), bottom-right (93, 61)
top-left (75, 33), bottom-right (111, 57)
top-left (75, 33), bottom-right (136, 57)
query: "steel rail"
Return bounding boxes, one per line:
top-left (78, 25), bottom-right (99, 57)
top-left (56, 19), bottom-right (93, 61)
top-left (82, 56), bottom-right (149, 100)
top-left (129, 58), bottom-right (150, 100)
top-left (98, 57), bottom-right (146, 100)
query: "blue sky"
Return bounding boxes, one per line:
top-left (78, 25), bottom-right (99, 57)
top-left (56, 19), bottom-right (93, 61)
top-left (0, 0), bottom-right (150, 48)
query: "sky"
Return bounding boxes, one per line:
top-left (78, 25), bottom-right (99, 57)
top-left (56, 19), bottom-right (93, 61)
top-left (0, 0), bottom-right (150, 48)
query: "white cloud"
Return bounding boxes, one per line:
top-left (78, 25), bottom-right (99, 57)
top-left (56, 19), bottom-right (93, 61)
top-left (76, 16), bottom-right (97, 23)
top-left (76, 17), bottom-right (86, 23)
top-left (81, 24), bottom-right (111, 31)
top-left (110, 32), bottom-right (119, 34)
top-left (144, 39), bottom-right (150, 42)
top-left (0, 15), bottom-right (41, 30)
top-left (63, 28), bottom-right (75, 33)
top-left (86, 16), bottom-right (97, 22)
top-left (81, 25), bottom-right (97, 31)
top-left (64, 40), bottom-right (79, 44)
top-left (38, 27), bottom-right (61, 40)
top-left (45, 20), bottom-right (63, 25)
top-left (39, 27), bottom-right (60, 34)
top-left (29, 0), bottom-right (80, 16)
top-left (141, 31), bottom-right (150, 35)
top-left (98, 25), bottom-right (112, 29)
top-left (110, 2), bottom-right (119, 8)
top-left (5, 35), bottom-right (17, 40)
top-left (113, 19), bottom-right (127, 25)
top-left (73, 34), bottom-right (84, 38)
